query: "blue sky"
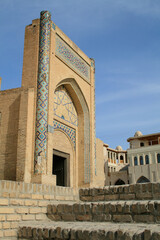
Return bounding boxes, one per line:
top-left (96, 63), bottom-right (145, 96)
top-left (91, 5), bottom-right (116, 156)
top-left (1, 0), bottom-right (160, 149)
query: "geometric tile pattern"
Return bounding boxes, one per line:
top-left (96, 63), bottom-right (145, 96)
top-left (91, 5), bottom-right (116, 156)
top-left (55, 35), bottom-right (90, 83)
top-left (53, 120), bottom-right (76, 150)
top-left (54, 86), bottom-right (78, 126)
top-left (91, 58), bottom-right (97, 175)
top-left (52, 22), bottom-right (56, 30)
top-left (34, 11), bottom-right (51, 173)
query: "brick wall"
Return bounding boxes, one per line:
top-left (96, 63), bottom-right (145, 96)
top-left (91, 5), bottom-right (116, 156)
top-left (0, 180), bottom-right (78, 238)
top-left (0, 88), bottom-right (21, 181)
top-left (79, 183), bottom-right (160, 201)
top-left (47, 201), bottom-right (160, 224)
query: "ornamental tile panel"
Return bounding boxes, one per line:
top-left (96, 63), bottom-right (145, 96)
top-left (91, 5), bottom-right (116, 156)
top-left (54, 86), bottom-right (78, 126)
top-left (53, 120), bottom-right (76, 150)
top-left (34, 11), bottom-right (51, 173)
top-left (55, 35), bottom-right (90, 83)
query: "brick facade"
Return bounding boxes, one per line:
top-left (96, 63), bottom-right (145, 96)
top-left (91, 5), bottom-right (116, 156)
top-left (0, 11), bottom-right (100, 189)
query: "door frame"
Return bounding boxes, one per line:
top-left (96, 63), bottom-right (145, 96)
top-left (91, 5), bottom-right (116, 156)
top-left (53, 149), bottom-right (70, 187)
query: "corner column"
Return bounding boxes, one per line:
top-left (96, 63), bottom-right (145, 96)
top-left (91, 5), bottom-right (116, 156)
top-left (34, 11), bottom-right (51, 174)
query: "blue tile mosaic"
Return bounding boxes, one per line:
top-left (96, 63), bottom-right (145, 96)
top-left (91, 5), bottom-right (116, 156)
top-left (52, 22), bottom-right (56, 30)
top-left (90, 58), bottom-right (97, 175)
top-left (54, 86), bottom-right (78, 126)
top-left (53, 120), bottom-right (76, 150)
top-left (55, 35), bottom-right (90, 83)
top-left (35, 11), bottom-right (51, 173)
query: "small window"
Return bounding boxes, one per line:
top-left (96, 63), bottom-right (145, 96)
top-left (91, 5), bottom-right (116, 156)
top-left (111, 153), bottom-right (112, 159)
top-left (157, 154), bottom-right (160, 163)
top-left (108, 152), bottom-right (109, 158)
top-left (134, 157), bottom-right (138, 166)
top-left (145, 155), bottom-right (149, 165)
top-left (140, 142), bottom-right (144, 147)
top-left (140, 156), bottom-right (143, 165)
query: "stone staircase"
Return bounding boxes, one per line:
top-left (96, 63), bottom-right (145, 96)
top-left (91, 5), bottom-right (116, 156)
top-left (18, 183), bottom-right (160, 240)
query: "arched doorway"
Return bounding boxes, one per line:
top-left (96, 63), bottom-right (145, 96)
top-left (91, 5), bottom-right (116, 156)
top-left (52, 130), bottom-right (74, 187)
top-left (137, 176), bottom-right (150, 183)
top-left (115, 179), bottom-right (125, 185)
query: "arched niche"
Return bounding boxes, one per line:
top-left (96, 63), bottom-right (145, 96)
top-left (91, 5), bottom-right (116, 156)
top-left (54, 78), bottom-right (90, 186)
top-left (137, 176), bottom-right (150, 183)
top-left (115, 179), bottom-right (125, 185)
top-left (52, 129), bottom-right (74, 187)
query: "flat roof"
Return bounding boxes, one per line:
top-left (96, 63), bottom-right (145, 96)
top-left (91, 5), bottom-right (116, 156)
top-left (127, 132), bottom-right (160, 142)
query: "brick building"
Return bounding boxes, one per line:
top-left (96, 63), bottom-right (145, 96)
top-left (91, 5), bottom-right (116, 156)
top-left (0, 11), bottom-right (160, 191)
top-left (127, 131), bottom-right (160, 184)
top-left (0, 11), bottom-right (104, 189)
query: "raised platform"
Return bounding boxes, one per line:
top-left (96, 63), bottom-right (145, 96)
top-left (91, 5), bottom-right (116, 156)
top-left (0, 180), bottom-right (78, 239)
top-left (18, 220), bottom-right (160, 239)
top-left (1, 181), bottom-right (160, 239)
top-left (79, 183), bottom-right (160, 202)
top-left (47, 200), bottom-right (160, 223)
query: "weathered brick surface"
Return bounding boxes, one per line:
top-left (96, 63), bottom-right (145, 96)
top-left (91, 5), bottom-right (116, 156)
top-left (79, 183), bottom-right (160, 202)
top-left (18, 222), bottom-right (160, 240)
top-left (0, 181), bottom-right (160, 238)
top-left (47, 200), bottom-right (160, 224)
top-left (0, 180), bottom-right (78, 236)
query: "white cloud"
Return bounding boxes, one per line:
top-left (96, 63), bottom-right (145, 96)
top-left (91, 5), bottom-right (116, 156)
top-left (96, 82), bottom-right (160, 104)
top-left (97, 117), bottom-right (160, 133)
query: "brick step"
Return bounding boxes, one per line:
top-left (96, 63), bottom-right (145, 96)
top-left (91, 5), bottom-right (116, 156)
top-left (18, 220), bottom-right (160, 239)
top-left (79, 183), bottom-right (160, 202)
top-left (47, 200), bottom-right (160, 224)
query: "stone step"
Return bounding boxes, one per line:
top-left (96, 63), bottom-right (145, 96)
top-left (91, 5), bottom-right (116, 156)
top-left (47, 200), bottom-right (160, 224)
top-left (79, 183), bottom-right (160, 202)
top-left (18, 220), bottom-right (160, 239)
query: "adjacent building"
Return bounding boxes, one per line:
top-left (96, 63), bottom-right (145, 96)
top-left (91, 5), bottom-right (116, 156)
top-left (127, 131), bottom-right (160, 184)
top-left (104, 144), bottom-right (128, 186)
top-left (104, 131), bottom-right (160, 186)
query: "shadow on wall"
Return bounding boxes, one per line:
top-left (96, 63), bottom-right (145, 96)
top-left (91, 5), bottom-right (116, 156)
top-left (4, 96), bottom-right (20, 180)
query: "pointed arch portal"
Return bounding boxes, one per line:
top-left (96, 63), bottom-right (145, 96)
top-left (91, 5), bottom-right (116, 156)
top-left (54, 78), bottom-right (90, 184)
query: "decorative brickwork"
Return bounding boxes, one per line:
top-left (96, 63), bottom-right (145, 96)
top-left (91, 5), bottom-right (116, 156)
top-left (56, 35), bottom-right (90, 83)
top-left (91, 58), bottom-right (97, 175)
top-left (35, 11), bottom-right (51, 173)
top-left (53, 120), bottom-right (76, 150)
top-left (54, 86), bottom-right (78, 126)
